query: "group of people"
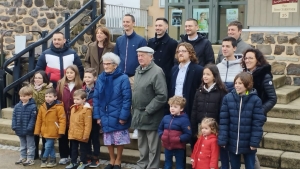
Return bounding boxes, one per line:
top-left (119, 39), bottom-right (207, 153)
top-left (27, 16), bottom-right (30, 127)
top-left (10, 12), bottom-right (277, 169)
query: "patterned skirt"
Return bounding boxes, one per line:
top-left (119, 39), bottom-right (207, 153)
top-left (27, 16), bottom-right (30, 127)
top-left (103, 129), bottom-right (130, 145)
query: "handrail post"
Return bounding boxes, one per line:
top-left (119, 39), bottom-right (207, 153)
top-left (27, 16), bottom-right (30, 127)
top-left (65, 13), bottom-right (71, 42)
top-left (91, 1), bottom-right (97, 42)
top-left (28, 48), bottom-right (35, 72)
top-left (12, 57), bottom-right (21, 105)
top-left (41, 31), bottom-right (49, 52)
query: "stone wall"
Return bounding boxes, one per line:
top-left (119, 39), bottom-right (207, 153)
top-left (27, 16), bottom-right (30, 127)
top-left (0, 0), bottom-right (105, 58)
top-left (242, 31), bottom-right (300, 85)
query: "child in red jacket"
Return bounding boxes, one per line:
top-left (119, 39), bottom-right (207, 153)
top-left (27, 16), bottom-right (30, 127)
top-left (191, 118), bottom-right (219, 169)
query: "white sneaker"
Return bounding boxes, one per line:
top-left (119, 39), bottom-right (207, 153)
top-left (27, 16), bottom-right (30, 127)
top-left (59, 158), bottom-right (70, 165)
top-left (132, 129), bottom-right (138, 139)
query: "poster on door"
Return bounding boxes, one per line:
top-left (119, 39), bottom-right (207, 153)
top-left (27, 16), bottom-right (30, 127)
top-left (193, 8), bottom-right (209, 32)
top-left (226, 8), bottom-right (239, 26)
top-left (171, 9), bottom-right (182, 26)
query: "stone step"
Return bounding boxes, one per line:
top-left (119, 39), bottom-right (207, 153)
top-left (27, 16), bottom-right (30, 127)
top-left (264, 117), bottom-right (300, 136)
top-left (256, 148), bottom-right (283, 168)
top-left (268, 100), bottom-right (300, 120)
top-left (281, 152), bottom-right (300, 169)
top-left (275, 85), bottom-right (300, 104)
top-left (263, 133), bottom-right (300, 153)
top-left (0, 118), bottom-right (14, 135)
top-left (0, 107), bottom-right (13, 119)
top-left (272, 75), bottom-right (286, 89)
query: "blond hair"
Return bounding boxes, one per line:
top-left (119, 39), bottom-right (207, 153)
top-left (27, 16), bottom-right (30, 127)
top-left (19, 86), bottom-right (33, 96)
top-left (73, 89), bottom-right (87, 99)
top-left (199, 118), bottom-right (218, 137)
top-left (168, 96), bottom-right (186, 109)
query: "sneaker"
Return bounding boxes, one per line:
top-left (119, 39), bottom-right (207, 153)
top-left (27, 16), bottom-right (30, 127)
top-left (132, 129), bottom-right (138, 139)
top-left (59, 158), bottom-right (70, 165)
top-left (46, 158), bottom-right (57, 167)
top-left (15, 158), bottom-right (26, 165)
top-left (86, 159), bottom-right (91, 166)
top-left (65, 163), bottom-right (78, 169)
top-left (23, 159), bottom-right (35, 166)
top-left (77, 162), bottom-right (88, 169)
top-left (40, 158), bottom-right (47, 168)
top-left (89, 159), bottom-right (100, 168)
top-left (104, 164), bottom-right (114, 169)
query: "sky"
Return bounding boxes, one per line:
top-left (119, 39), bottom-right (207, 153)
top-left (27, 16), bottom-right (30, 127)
top-left (105, 0), bottom-right (140, 8)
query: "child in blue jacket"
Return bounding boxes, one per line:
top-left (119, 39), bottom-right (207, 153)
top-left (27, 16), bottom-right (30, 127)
top-left (218, 72), bottom-right (266, 169)
top-left (12, 86), bottom-right (37, 166)
top-left (158, 96), bottom-right (192, 169)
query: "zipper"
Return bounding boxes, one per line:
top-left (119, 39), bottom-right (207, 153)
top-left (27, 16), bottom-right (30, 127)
top-left (236, 96), bottom-right (242, 154)
top-left (168, 116), bottom-right (174, 149)
top-left (124, 38), bottom-right (129, 73)
top-left (225, 61), bottom-right (229, 82)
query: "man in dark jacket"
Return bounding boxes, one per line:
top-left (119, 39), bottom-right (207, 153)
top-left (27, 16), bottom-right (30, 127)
top-left (148, 17), bottom-right (178, 88)
top-left (35, 32), bottom-right (84, 88)
top-left (181, 18), bottom-right (215, 66)
top-left (216, 20), bottom-right (252, 64)
top-left (131, 47), bottom-right (168, 169)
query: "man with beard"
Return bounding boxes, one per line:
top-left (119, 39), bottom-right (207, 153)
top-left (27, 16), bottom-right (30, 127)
top-left (180, 18), bottom-right (215, 66)
top-left (147, 18), bottom-right (178, 88)
top-left (35, 32), bottom-right (84, 89)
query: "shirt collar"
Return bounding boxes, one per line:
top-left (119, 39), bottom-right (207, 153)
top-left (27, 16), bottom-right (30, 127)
top-left (179, 61), bottom-right (191, 69)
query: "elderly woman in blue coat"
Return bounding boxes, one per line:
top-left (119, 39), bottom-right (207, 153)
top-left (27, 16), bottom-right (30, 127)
top-left (218, 72), bottom-right (266, 169)
top-left (93, 52), bottom-right (132, 169)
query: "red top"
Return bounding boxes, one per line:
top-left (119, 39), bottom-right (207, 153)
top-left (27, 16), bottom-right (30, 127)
top-left (191, 134), bottom-right (219, 169)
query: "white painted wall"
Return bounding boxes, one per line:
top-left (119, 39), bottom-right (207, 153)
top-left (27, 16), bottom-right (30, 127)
top-left (105, 0), bottom-right (140, 8)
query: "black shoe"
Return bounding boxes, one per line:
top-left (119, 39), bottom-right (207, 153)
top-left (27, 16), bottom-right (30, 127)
top-left (89, 159), bottom-right (100, 168)
top-left (113, 165), bottom-right (121, 169)
top-left (104, 164), bottom-right (114, 169)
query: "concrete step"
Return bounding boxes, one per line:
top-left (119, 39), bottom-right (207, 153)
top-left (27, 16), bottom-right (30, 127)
top-left (281, 152), bottom-right (300, 169)
top-left (263, 133), bottom-right (300, 153)
top-left (0, 107), bottom-right (13, 119)
top-left (275, 85), bottom-right (300, 104)
top-left (268, 99), bottom-right (300, 120)
top-left (0, 118), bottom-right (14, 135)
top-left (264, 117), bottom-right (300, 136)
top-left (272, 75), bottom-right (286, 89)
top-left (256, 148), bottom-right (283, 168)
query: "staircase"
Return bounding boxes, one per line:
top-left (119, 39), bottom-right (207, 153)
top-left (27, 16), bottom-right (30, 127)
top-left (1, 74), bottom-right (300, 168)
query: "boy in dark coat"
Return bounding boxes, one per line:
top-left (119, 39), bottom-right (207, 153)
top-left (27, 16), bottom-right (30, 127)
top-left (12, 86), bottom-right (37, 166)
top-left (158, 96), bottom-right (192, 169)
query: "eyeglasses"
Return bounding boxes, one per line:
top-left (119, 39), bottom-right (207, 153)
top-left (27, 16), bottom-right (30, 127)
top-left (103, 62), bottom-right (114, 66)
top-left (34, 77), bottom-right (43, 79)
top-left (176, 50), bottom-right (188, 53)
top-left (244, 57), bottom-right (255, 60)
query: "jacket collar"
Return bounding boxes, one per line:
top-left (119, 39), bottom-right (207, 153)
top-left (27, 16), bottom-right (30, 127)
top-left (136, 61), bottom-right (154, 74)
top-left (50, 41), bottom-right (70, 53)
top-left (126, 30), bottom-right (137, 39)
top-left (154, 33), bottom-right (170, 43)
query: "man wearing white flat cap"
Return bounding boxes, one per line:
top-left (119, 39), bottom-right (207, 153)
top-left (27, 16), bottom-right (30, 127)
top-left (131, 46), bottom-right (168, 169)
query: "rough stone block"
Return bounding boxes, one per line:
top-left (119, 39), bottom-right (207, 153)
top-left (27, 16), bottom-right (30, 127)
top-left (251, 33), bottom-right (264, 44)
top-left (271, 62), bottom-right (286, 75)
top-left (17, 8), bottom-right (27, 15)
top-left (0, 9), bottom-right (4, 14)
top-left (24, 0), bottom-right (33, 7)
top-left (277, 36), bottom-right (289, 44)
top-left (289, 36), bottom-right (300, 45)
top-left (287, 64), bottom-right (300, 75)
top-left (264, 35), bottom-right (275, 44)
top-left (34, 0), bottom-right (44, 7)
top-left (6, 8), bottom-right (16, 15)
top-left (60, 0), bottom-right (68, 7)
top-left (57, 17), bottom-right (63, 24)
top-left (295, 46), bottom-right (300, 56)
top-left (275, 56), bottom-right (299, 62)
top-left (25, 34), bottom-right (33, 41)
top-left (14, 26), bottom-right (24, 33)
top-left (281, 152), bottom-right (300, 169)
top-left (22, 17), bottom-right (35, 25)
top-left (10, 16), bottom-right (18, 22)
top-left (241, 31), bottom-right (250, 41)
top-left (265, 55), bottom-right (275, 60)
top-left (274, 45), bottom-right (285, 55)
top-left (49, 21), bottom-right (56, 29)
top-left (81, 45), bottom-right (88, 54)
top-left (5, 38), bottom-right (15, 44)
top-left (46, 12), bottom-right (55, 19)
top-left (45, 0), bottom-right (54, 7)
top-left (68, 1), bottom-right (81, 9)
top-left (293, 77), bottom-right (300, 86)
top-left (0, 16), bottom-right (10, 22)
top-left (286, 76), bottom-right (292, 85)
top-left (6, 44), bottom-right (15, 50)
top-left (29, 8), bottom-right (39, 18)
top-left (256, 45), bottom-right (272, 55)
top-left (14, 0), bottom-right (23, 7)
top-left (31, 25), bottom-right (41, 35)
top-left (286, 46), bottom-right (294, 55)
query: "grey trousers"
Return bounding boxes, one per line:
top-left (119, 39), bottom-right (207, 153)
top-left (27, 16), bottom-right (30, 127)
top-left (19, 135), bottom-right (35, 160)
top-left (255, 154), bottom-right (260, 169)
top-left (136, 130), bottom-right (161, 169)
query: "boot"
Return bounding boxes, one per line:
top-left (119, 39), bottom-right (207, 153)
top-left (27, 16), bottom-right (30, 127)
top-left (46, 158), bottom-right (57, 168)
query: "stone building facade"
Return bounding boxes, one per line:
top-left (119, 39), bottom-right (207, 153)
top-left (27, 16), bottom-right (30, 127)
top-left (0, 0), bottom-right (105, 58)
top-left (242, 31), bottom-right (300, 85)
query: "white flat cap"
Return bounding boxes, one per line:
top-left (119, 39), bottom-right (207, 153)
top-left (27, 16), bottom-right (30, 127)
top-left (136, 46), bottom-right (154, 54)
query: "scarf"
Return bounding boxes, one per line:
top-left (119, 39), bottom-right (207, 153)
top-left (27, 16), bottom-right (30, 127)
top-left (204, 83), bottom-right (216, 92)
top-left (34, 83), bottom-right (45, 91)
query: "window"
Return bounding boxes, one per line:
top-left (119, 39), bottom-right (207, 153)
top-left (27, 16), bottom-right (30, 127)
top-left (159, 0), bottom-right (165, 8)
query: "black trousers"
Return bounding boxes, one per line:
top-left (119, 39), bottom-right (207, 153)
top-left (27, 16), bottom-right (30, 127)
top-left (87, 119), bottom-right (100, 158)
top-left (34, 135), bottom-right (46, 159)
top-left (59, 128), bottom-right (71, 158)
top-left (70, 140), bottom-right (89, 164)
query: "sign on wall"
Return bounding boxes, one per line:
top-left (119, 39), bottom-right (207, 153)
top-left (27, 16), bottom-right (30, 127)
top-left (171, 9), bottom-right (182, 26)
top-left (226, 8), bottom-right (239, 26)
top-left (193, 8), bottom-right (209, 33)
top-left (272, 0), bottom-right (298, 12)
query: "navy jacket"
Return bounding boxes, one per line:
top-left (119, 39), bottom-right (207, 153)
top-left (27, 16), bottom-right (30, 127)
top-left (82, 83), bottom-right (95, 106)
top-left (169, 63), bottom-right (203, 117)
top-left (114, 31), bottom-right (147, 76)
top-left (180, 32), bottom-right (215, 66)
top-left (249, 64), bottom-right (277, 115)
top-left (218, 89), bottom-right (266, 154)
top-left (35, 42), bottom-right (84, 83)
top-left (93, 68), bottom-right (132, 132)
top-left (12, 98), bottom-right (37, 136)
top-left (158, 113), bottom-right (192, 150)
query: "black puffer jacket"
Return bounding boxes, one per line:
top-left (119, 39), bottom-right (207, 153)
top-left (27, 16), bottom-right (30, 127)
top-left (191, 85), bottom-right (227, 136)
top-left (248, 64), bottom-right (277, 115)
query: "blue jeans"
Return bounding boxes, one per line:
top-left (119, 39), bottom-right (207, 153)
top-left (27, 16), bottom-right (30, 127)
top-left (19, 135), bottom-right (35, 160)
top-left (229, 151), bottom-right (256, 169)
top-left (43, 139), bottom-right (56, 158)
top-left (220, 147), bottom-right (230, 169)
top-left (164, 149), bottom-right (185, 169)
